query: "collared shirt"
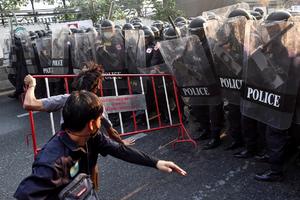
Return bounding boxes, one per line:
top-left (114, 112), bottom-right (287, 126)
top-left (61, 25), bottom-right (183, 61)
top-left (14, 131), bottom-right (158, 200)
top-left (41, 94), bottom-right (112, 128)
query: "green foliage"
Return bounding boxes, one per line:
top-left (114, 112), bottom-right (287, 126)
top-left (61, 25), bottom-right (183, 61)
top-left (151, 0), bottom-right (185, 21)
top-left (0, 0), bottom-right (28, 13)
top-left (56, 0), bottom-right (128, 24)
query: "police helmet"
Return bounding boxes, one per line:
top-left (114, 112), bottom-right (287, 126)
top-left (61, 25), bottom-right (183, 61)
top-left (228, 8), bottom-right (252, 20)
top-left (254, 7), bottom-right (264, 16)
top-left (152, 20), bottom-right (164, 31)
top-left (35, 30), bottom-right (43, 38)
top-left (144, 28), bottom-right (155, 43)
top-left (188, 16), bottom-right (206, 31)
top-left (122, 23), bottom-right (135, 31)
top-left (29, 31), bottom-right (37, 40)
top-left (174, 16), bottom-right (188, 26)
top-left (163, 27), bottom-right (181, 40)
top-left (100, 19), bottom-right (114, 30)
top-left (266, 10), bottom-right (291, 22)
top-left (132, 22), bottom-right (143, 29)
top-left (114, 24), bottom-right (122, 30)
top-left (142, 25), bottom-right (151, 31)
top-left (250, 11), bottom-right (262, 20)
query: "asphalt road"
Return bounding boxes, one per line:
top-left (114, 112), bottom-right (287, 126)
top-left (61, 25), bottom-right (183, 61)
top-left (0, 93), bottom-right (300, 200)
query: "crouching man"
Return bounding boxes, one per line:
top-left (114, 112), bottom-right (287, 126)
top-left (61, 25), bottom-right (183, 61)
top-left (14, 90), bottom-right (187, 199)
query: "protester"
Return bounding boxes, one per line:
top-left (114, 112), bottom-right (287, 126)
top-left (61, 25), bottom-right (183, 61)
top-left (14, 90), bottom-right (187, 199)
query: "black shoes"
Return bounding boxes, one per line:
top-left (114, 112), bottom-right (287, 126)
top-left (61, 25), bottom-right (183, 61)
top-left (203, 138), bottom-right (221, 150)
top-left (254, 170), bottom-right (284, 182)
top-left (194, 129), bottom-right (210, 141)
top-left (254, 154), bottom-right (270, 163)
top-left (224, 141), bottom-right (244, 151)
top-left (233, 150), bottom-right (256, 159)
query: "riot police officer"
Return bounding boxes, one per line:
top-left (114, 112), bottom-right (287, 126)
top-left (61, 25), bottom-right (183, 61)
top-left (188, 16), bottom-right (224, 150)
top-left (151, 27), bottom-right (186, 122)
top-left (152, 20), bottom-right (164, 39)
top-left (252, 10), bottom-right (295, 182)
top-left (122, 23), bottom-right (135, 36)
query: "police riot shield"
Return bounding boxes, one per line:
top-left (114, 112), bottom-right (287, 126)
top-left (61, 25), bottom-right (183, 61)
top-left (73, 32), bottom-right (97, 71)
top-left (0, 29), bottom-right (9, 66)
top-left (95, 30), bottom-right (127, 89)
top-left (95, 30), bottom-right (126, 73)
top-left (36, 37), bottom-right (52, 74)
top-left (125, 30), bottom-right (146, 73)
top-left (18, 31), bottom-right (38, 74)
top-left (159, 35), bottom-right (221, 105)
top-left (204, 16), bottom-right (247, 105)
top-left (202, 2), bottom-right (249, 20)
top-left (242, 20), bottom-right (300, 130)
top-left (51, 27), bottom-right (70, 74)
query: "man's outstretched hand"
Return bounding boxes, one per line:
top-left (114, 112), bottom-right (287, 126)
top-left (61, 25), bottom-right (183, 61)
top-left (156, 160), bottom-right (187, 176)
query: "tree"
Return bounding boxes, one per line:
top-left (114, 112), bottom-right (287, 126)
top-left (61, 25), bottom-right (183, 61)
top-left (55, 0), bottom-right (127, 24)
top-left (151, 0), bottom-right (185, 21)
top-left (117, 0), bottom-right (144, 16)
top-left (0, 0), bottom-right (28, 25)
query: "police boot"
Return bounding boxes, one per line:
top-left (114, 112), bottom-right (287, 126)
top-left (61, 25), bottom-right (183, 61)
top-left (194, 129), bottom-right (210, 140)
top-left (233, 149), bottom-right (256, 159)
top-left (203, 137), bottom-right (221, 150)
top-left (254, 170), bottom-right (284, 182)
top-left (224, 141), bottom-right (244, 151)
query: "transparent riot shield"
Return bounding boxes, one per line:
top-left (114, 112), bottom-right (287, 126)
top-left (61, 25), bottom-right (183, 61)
top-left (202, 2), bottom-right (250, 20)
top-left (18, 31), bottom-right (38, 74)
top-left (51, 27), bottom-right (70, 74)
top-left (125, 30), bottom-right (146, 73)
top-left (95, 30), bottom-right (126, 73)
top-left (95, 30), bottom-right (127, 89)
top-left (74, 32), bottom-right (97, 71)
top-left (205, 16), bottom-right (247, 105)
top-left (36, 37), bottom-right (52, 74)
top-left (159, 35), bottom-right (221, 106)
top-left (242, 20), bottom-right (300, 130)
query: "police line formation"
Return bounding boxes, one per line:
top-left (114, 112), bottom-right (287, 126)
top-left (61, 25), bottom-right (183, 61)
top-left (3, 3), bottom-right (300, 182)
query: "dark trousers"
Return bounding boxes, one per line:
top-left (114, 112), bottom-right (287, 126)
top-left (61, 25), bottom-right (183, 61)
top-left (227, 104), bottom-right (243, 143)
top-left (192, 103), bottom-right (224, 139)
top-left (242, 115), bottom-right (266, 153)
top-left (266, 126), bottom-right (288, 172)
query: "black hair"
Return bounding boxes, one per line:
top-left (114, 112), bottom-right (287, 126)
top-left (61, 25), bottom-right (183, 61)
top-left (62, 90), bottom-right (103, 132)
top-left (72, 62), bottom-right (104, 92)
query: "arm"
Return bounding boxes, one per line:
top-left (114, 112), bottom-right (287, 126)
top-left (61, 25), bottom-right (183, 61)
top-left (96, 133), bottom-right (186, 175)
top-left (23, 75), bottom-right (45, 111)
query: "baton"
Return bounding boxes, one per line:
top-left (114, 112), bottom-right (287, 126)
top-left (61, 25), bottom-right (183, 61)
top-left (261, 23), bottom-right (294, 53)
top-left (168, 16), bottom-right (180, 38)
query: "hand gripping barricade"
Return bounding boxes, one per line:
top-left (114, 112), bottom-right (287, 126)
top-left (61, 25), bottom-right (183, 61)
top-left (242, 20), bottom-right (300, 130)
top-left (26, 73), bottom-right (197, 157)
top-left (158, 35), bottom-right (222, 106)
top-left (73, 32), bottom-right (97, 72)
top-left (125, 30), bottom-right (146, 73)
top-left (205, 16), bottom-right (247, 105)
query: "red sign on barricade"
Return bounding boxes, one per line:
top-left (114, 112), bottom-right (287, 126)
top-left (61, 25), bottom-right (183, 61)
top-left (26, 74), bottom-right (196, 156)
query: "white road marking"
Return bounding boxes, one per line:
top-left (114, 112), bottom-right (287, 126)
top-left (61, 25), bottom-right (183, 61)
top-left (17, 111), bottom-right (40, 118)
top-left (125, 133), bottom-right (147, 141)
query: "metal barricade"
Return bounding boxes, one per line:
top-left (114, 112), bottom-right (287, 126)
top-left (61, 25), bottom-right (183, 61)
top-left (27, 74), bottom-right (196, 156)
